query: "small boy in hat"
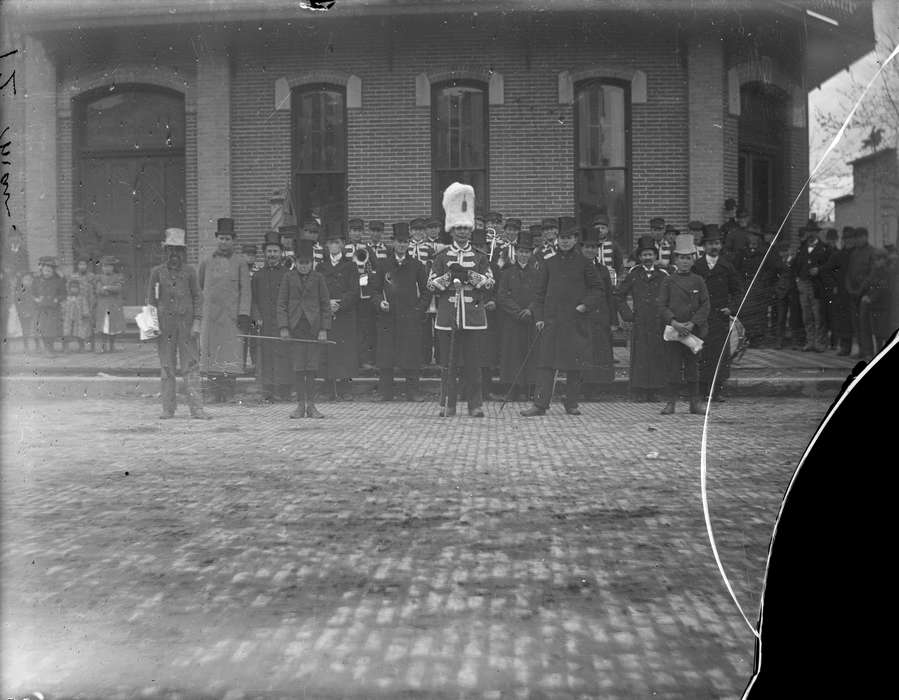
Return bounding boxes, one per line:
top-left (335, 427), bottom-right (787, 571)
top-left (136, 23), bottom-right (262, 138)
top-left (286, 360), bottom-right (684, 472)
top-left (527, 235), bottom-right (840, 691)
top-left (278, 234), bottom-right (331, 419)
top-left (425, 217), bottom-right (446, 253)
top-left (497, 226), bottom-right (542, 401)
top-left (198, 217), bottom-right (251, 402)
top-left (252, 231), bottom-right (294, 401)
top-left (658, 234), bottom-right (710, 415)
top-left (617, 235), bottom-right (670, 402)
top-left (61, 278), bottom-right (92, 352)
top-left (94, 255), bottom-right (126, 353)
top-left (148, 227), bottom-right (209, 419)
top-left (316, 226), bottom-right (360, 400)
top-left (521, 220), bottom-right (603, 417)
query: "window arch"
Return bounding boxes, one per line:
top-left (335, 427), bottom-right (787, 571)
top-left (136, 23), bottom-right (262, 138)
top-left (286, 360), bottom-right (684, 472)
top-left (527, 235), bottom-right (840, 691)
top-left (292, 83), bottom-right (347, 237)
top-left (431, 79), bottom-right (488, 216)
top-left (574, 79), bottom-right (631, 249)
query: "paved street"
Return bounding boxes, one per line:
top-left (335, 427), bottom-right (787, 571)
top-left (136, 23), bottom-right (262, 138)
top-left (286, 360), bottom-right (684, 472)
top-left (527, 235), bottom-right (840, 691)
top-left (1, 395), bottom-right (830, 699)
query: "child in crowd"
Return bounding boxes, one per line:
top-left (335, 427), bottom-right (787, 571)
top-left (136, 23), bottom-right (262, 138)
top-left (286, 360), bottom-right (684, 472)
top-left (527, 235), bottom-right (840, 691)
top-left (61, 278), bottom-right (92, 352)
top-left (94, 255), bottom-right (126, 353)
top-left (71, 257), bottom-right (97, 351)
top-left (14, 272), bottom-right (37, 352)
top-left (33, 257), bottom-right (67, 354)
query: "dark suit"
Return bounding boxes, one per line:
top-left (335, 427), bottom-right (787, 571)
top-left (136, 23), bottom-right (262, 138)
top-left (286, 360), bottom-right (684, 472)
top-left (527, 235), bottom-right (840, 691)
top-left (276, 269), bottom-right (332, 371)
top-left (790, 239), bottom-right (831, 349)
top-left (692, 255), bottom-right (741, 395)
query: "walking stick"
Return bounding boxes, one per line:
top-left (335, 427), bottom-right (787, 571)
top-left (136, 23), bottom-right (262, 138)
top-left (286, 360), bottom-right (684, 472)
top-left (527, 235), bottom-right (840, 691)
top-left (548, 369), bottom-right (561, 404)
top-left (442, 281), bottom-right (461, 416)
top-left (499, 325), bottom-right (543, 412)
top-left (236, 334), bottom-right (337, 345)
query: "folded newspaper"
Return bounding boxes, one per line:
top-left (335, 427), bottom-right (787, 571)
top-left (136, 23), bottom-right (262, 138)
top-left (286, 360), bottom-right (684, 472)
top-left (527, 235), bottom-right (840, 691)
top-left (663, 324), bottom-right (704, 354)
top-left (135, 305), bottom-right (161, 341)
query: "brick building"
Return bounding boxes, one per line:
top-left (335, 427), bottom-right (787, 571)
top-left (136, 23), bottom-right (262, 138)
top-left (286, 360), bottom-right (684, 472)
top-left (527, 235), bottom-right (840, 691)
top-left (2, 0), bottom-right (875, 305)
top-left (832, 148), bottom-right (898, 248)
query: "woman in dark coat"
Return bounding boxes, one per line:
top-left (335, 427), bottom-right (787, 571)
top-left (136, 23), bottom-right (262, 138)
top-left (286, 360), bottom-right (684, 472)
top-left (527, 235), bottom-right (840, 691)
top-left (32, 256), bottom-right (67, 354)
top-left (369, 230), bottom-right (430, 401)
top-left (316, 232), bottom-right (360, 399)
top-left (818, 234), bottom-right (855, 355)
top-left (497, 229), bottom-right (542, 401)
top-left (616, 236), bottom-right (669, 401)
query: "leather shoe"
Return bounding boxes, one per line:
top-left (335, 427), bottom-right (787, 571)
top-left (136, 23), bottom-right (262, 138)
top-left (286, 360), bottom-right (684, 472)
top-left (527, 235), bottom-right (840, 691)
top-left (305, 404), bottom-right (324, 419)
top-left (565, 407), bottom-right (582, 416)
top-left (469, 408), bottom-right (485, 418)
top-left (660, 402), bottom-right (676, 415)
top-left (689, 400), bottom-right (706, 415)
top-left (520, 406), bottom-right (546, 417)
top-left (439, 406), bottom-right (457, 417)
top-left (407, 394), bottom-right (426, 403)
top-left (289, 404), bottom-right (305, 419)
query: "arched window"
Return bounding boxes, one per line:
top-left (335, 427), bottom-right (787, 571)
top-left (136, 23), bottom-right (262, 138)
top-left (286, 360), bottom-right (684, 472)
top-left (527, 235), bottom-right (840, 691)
top-left (432, 80), bottom-right (488, 216)
top-left (292, 84), bottom-right (347, 236)
top-left (575, 80), bottom-right (630, 248)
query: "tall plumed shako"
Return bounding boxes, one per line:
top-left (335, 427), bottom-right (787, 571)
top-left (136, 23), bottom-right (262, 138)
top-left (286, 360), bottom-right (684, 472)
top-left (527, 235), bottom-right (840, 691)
top-left (442, 182), bottom-right (476, 232)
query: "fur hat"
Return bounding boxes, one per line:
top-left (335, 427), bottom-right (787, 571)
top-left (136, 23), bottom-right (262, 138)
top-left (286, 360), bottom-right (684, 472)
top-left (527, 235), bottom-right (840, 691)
top-left (673, 234), bottom-right (696, 256)
top-left (442, 182), bottom-right (476, 232)
top-left (163, 227), bottom-right (186, 247)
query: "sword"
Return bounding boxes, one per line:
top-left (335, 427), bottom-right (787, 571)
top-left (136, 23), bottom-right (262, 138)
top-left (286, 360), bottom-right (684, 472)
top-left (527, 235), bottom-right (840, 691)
top-left (236, 334), bottom-right (337, 345)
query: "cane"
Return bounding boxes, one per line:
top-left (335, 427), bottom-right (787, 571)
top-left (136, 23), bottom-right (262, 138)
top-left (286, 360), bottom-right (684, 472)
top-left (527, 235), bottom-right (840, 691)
top-left (442, 280), bottom-right (462, 416)
top-left (548, 369), bottom-right (561, 404)
top-left (499, 325), bottom-right (543, 412)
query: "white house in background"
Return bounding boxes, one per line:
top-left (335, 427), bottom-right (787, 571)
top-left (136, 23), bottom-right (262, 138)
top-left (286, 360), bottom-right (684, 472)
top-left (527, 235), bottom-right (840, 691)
top-left (832, 148), bottom-right (899, 249)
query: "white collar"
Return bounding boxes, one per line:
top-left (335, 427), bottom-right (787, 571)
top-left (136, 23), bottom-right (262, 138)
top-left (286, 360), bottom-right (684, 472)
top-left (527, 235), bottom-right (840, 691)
top-left (451, 242), bottom-right (472, 252)
top-left (329, 254), bottom-right (342, 265)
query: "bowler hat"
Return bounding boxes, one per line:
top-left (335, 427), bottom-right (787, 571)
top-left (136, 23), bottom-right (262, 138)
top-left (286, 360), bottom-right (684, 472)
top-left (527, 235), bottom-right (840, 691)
top-left (702, 224), bottom-right (722, 243)
top-left (673, 234), bottom-right (696, 256)
top-left (635, 235), bottom-right (658, 257)
top-left (215, 218), bottom-right (236, 237)
top-left (163, 227), bottom-right (187, 247)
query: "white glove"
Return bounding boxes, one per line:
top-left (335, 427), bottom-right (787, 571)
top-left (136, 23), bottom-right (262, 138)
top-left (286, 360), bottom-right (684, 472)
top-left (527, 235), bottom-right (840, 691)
top-left (380, 300), bottom-right (390, 311)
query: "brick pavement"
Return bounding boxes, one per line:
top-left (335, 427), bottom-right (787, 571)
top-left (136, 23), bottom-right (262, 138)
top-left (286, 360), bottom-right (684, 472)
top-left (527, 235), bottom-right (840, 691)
top-left (1, 396), bottom-right (829, 699)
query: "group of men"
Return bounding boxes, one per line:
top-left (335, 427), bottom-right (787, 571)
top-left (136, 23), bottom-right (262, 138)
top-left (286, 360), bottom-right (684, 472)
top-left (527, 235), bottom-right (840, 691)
top-left (146, 187), bottom-right (899, 420)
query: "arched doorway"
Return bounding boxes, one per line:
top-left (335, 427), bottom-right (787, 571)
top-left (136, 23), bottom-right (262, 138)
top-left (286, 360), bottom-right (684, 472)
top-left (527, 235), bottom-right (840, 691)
top-left (738, 82), bottom-right (789, 230)
top-left (74, 85), bottom-right (186, 305)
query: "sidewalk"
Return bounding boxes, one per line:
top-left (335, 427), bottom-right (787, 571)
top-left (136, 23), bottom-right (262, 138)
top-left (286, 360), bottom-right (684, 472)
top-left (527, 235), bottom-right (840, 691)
top-left (1, 335), bottom-right (859, 400)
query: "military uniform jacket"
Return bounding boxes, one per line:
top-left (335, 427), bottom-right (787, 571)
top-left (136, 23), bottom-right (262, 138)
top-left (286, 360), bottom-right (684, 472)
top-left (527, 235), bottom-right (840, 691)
top-left (428, 243), bottom-right (495, 330)
top-left (657, 272), bottom-right (710, 338)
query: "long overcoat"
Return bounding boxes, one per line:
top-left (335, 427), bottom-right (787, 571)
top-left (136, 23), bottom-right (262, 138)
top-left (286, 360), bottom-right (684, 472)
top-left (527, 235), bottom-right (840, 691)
top-left (32, 274), bottom-right (67, 338)
top-left (616, 265), bottom-right (669, 390)
top-left (198, 252), bottom-right (251, 375)
top-left (497, 260), bottom-right (542, 384)
top-left (251, 264), bottom-right (293, 386)
top-left (819, 248), bottom-right (854, 338)
top-left (735, 247), bottom-right (769, 338)
top-left (693, 255), bottom-right (741, 384)
top-left (583, 260), bottom-right (615, 384)
top-left (532, 247), bottom-right (603, 371)
top-left (316, 256), bottom-right (359, 379)
top-left (369, 255), bottom-right (429, 371)
top-left (93, 272), bottom-right (126, 335)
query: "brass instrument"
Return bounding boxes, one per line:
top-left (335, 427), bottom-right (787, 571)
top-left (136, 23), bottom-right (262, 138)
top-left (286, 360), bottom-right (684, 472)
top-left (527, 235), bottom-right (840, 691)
top-left (353, 246), bottom-right (373, 299)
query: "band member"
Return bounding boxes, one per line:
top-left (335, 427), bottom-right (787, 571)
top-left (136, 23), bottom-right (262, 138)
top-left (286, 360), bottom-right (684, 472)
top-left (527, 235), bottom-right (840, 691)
top-left (428, 182), bottom-right (495, 417)
top-left (591, 213), bottom-right (623, 285)
top-left (251, 231), bottom-right (293, 401)
top-left (345, 217), bottom-right (377, 368)
top-left (199, 218), bottom-right (251, 403)
top-left (409, 218), bottom-right (431, 265)
top-left (473, 227), bottom-right (500, 399)
top-left (536, 218), bottom-right (559, 262)
top-left (579, 226), bottom-right (616, 401)
top-left (316, 228), bottom-right (360, 400)
top-left (405, 219), bottom-right (435, 366)
top-left (147, 227), bottom-right (209, 419)
top-left (368, 220), bottom-right (389, 262)
top-left (299, 219), bottom-right (325, 266)
top-left (277, 235), bottom-right (330, 419)
top-left (617, 235), bottom-right (669, 402)
top-left (370, 223), bottom-right (429, 402)
top-left (279, 224), bottom-right (298, 269)
top-left (659, 234), bottom-right (710, 415)
top-left (498, 227), bottom-right (541, 402)
top-left (425, 217), bottom-right (447, 253)
top-left (692, 223), bottom-right (742, 402)
top-left (521, 220), bottom-right (603, 417)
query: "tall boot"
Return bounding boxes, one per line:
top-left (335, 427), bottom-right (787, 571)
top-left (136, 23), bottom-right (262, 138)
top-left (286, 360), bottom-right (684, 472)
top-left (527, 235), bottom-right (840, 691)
top-left (689, 383), bottom-right (705, 415)
top-left (305, 374), bottom-right (324, 418)
top-left (660, 383), bottom-right (677, 415)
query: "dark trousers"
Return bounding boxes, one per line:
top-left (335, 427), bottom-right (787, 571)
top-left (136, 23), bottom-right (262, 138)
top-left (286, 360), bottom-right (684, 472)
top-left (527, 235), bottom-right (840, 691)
top-left (437, 329), bottom-right (482, 411)
top-left (788, 289), bottom-right (805, 344)
top-left (774, 297), bottom-right (789, 345)
top-left (294, 371), bottom-right (317, 404)
top-left (699, 315), bottom-right (730, 393)
top-left (422, 316), bottom-right (435, 365)
top-left (358, 299), bottom-right (376, 365)
top-left (533, 368), bottom-right (582, 410)
top-left (665, 341), bottom-right (700, 400)
top-left (378, 368), bottom-right (421, 399)
top-left (159, 326), bottom-right (202, 416)
top-left (857, 299), bottom-right (875, 358)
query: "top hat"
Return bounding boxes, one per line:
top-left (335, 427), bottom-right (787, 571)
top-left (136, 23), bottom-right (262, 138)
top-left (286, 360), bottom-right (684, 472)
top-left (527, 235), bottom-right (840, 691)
top-left (673, 234), bottom-right (696, 256)
top-left (263, 231), bottom-right (283, 249)
top-left (558, 216), bottom-right (577, 232)
top-left (528, 223), bottom-right (543, 237)
top-left (516, 229), bottom-right (536, 249)
top-left (504, 218), bottom-right (522, 230)
top-left (649, 217), bottom-right (665, 229)
top-left (724, 198), bottom-right (737, 210)
top-left (581, 227), bottom-right (600, 244)
top-left (347, 218), bottom-right (365, 230)
top-left (443, 182), bottom-right (476, 232)
top-left (392, 222), bottom-right (410, 241)
top-left (702, 224), bottom-right (723, 243)
top-left (592, 213), bottom-right (610, 227)
top-left (215, 218), bottom-right (236, 237)
top-left (163, 227), bottom-right (187, 247)
top-left (295, 239), bottom-right (316, 260)
top-left (635, 235), bottom-right (658, 257)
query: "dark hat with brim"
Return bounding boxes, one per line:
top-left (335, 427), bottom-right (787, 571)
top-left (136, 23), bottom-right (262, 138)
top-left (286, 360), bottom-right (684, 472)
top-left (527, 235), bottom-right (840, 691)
top-left (393, 222), bottom-right (410, 241)
top-left (558, 216), bottom-right (577, 232)
top-left (426, 217), bottom-right (441, 228)
top-left (702, 224), bottom-right (722, 243)
top-left (516, 230), bottom-right (536, 250)
top-left (410, 218), bottom-right (427, 230)
top-left (348, 218), bottom-right (364, 230)
top-left (559, 221), bottom-right (580, 238)
top-left (592, 213), bottom-right (610, 226)
top-left (215, 218), bottom-right (236, 237)
top-left (635, 235), bottom-right (658, 256)
top-left (369, 220), bottom-right (385, 232)
top-left (649, 217), bottom-right (665, 228)
top-left (295, 239), bottom-right (316, 260)
top-left (263, 231), bottom-right (283, 249)
top-left (581, 227), bottom-right (599, 244)
top-left (486, 211), bottom-right (503, 224)
top-left (541, 217), bottom-right (559, 229)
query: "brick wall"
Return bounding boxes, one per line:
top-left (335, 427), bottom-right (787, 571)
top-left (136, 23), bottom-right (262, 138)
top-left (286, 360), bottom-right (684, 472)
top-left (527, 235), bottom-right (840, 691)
top-left (687, 34), bottom-right (725, 226)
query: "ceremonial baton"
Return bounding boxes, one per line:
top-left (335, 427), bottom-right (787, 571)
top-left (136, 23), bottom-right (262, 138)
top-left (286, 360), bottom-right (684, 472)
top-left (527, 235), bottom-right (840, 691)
top-left (236, 334), bottom-right (337, 345)
top-left (499, 324), bottom-right (543, 412)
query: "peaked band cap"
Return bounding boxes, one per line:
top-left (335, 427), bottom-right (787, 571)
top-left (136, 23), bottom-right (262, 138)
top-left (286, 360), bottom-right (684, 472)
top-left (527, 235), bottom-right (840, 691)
top-left (541, 217), bottom-right (559, 229)
top-left (442, 182), bottom-right (476, 232)
top-left (163, 227), bottom-right (187, 247)
top-left (368, 220), bottom-right (385, 231)
top-left (348, 218), bottom-right (365, 229)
